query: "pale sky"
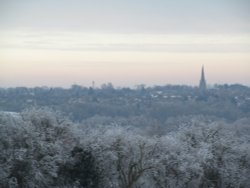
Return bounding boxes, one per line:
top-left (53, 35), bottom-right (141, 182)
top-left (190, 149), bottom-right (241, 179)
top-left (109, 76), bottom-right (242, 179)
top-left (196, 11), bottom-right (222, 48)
top-left (0, 0), bottom-right (250, 87)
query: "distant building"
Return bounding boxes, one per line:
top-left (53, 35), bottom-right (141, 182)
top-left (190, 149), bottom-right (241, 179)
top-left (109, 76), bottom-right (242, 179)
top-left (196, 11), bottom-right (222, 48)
top-left (199, 65), bottom-right (207, 98)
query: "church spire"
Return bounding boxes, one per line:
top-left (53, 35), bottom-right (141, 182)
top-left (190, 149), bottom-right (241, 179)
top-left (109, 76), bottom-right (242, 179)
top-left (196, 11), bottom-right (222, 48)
top-left (199, 65), bottom-right (207, 96)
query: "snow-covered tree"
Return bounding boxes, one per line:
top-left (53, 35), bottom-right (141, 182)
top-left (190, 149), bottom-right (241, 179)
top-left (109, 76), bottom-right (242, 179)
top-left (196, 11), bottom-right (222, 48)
top-left (0, 109), bottom-right (249, 188)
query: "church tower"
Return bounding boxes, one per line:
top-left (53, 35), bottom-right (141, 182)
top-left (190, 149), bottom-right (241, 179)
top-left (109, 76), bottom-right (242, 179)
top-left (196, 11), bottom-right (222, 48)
top-left (199, 65), bottom-right (207, 96)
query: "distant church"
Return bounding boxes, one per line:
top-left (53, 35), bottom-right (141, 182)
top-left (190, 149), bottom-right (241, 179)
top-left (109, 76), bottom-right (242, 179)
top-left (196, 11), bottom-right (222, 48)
top-left (199, 65), bottom-right (207, 99)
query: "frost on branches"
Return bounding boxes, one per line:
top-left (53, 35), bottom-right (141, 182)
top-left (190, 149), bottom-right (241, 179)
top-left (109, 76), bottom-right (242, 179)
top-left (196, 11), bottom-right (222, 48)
top-left (0, 109), bottom-right (249, 188)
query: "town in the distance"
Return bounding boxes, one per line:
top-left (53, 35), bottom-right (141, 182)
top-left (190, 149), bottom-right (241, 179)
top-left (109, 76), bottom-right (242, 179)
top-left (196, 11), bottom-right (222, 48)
top-left (0, 66), bottom-right (249, 123)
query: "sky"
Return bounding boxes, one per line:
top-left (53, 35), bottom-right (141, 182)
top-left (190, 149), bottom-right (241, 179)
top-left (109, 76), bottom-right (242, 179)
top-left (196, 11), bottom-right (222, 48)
top-left (0, 0), bottom-right (250, 87)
